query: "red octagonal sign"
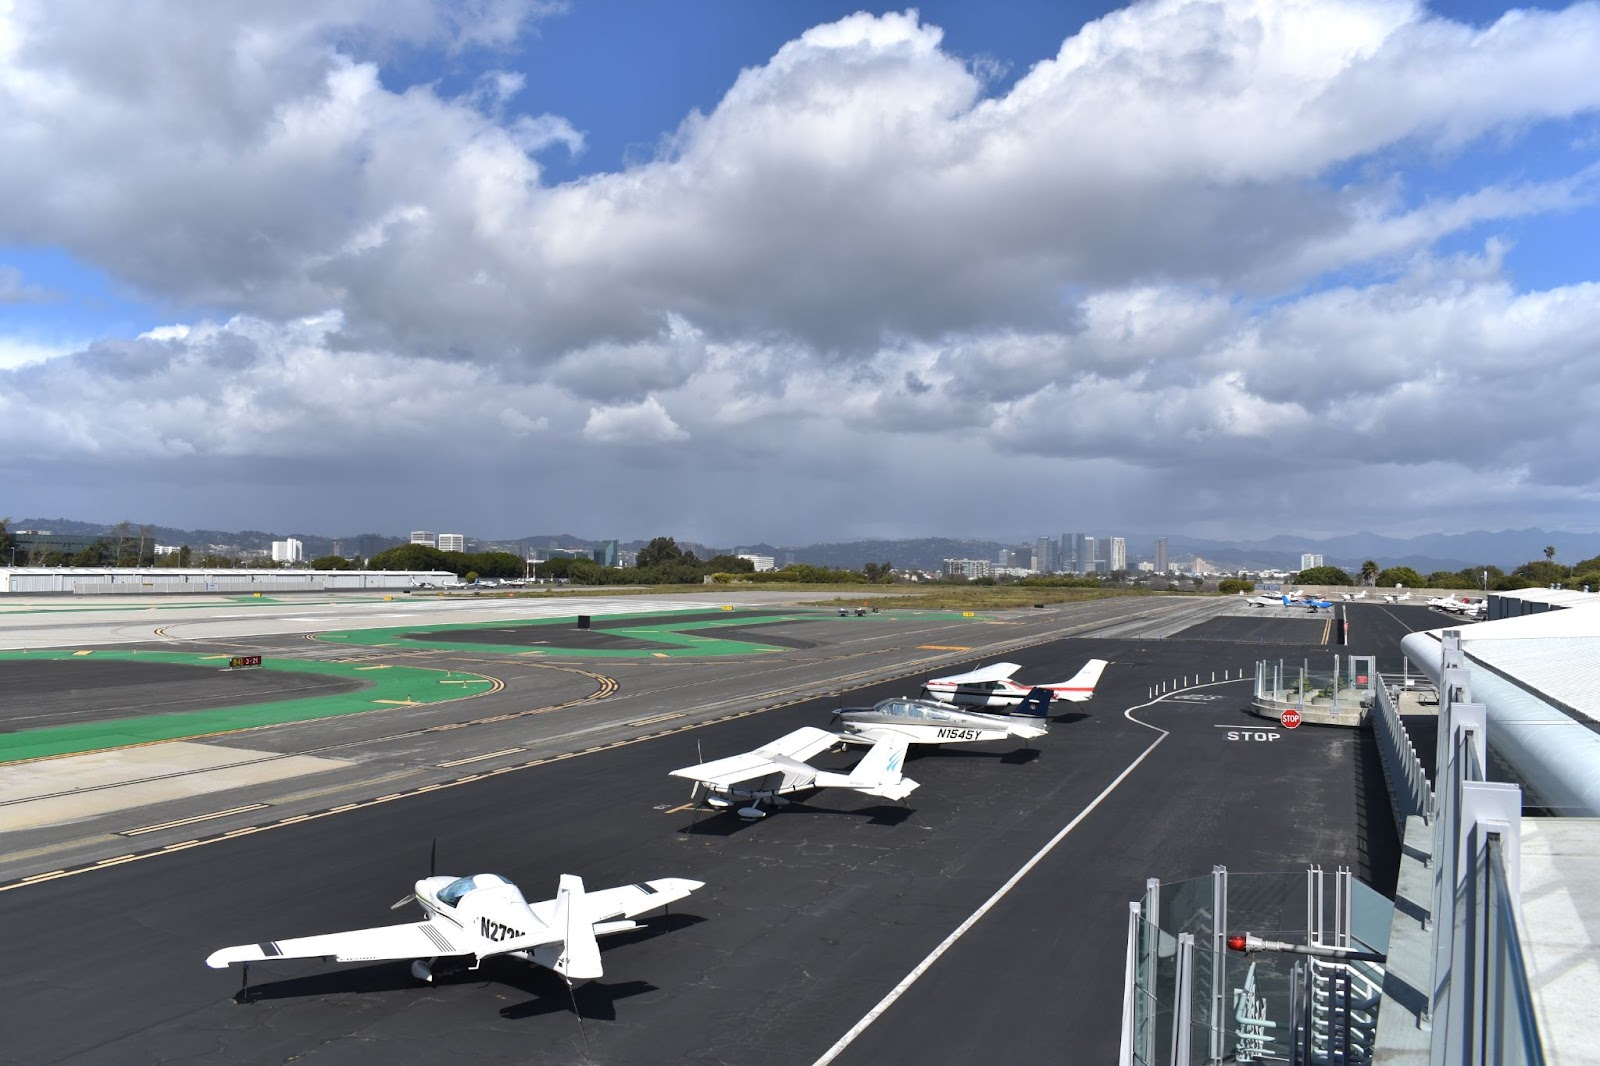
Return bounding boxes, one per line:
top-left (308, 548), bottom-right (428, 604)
top-left (1281, 709), bottom-right (1302, 729)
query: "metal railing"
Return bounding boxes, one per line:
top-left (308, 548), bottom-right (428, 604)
top-left (1423, 631), bottom-right (1545, 1065)
top-left (1370, 670), bottom-right (1435, 833)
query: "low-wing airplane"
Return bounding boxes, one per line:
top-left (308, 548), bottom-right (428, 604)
top-left (837, 688), bottom-right (1052, 748)
top-left (1285, 594), bottom-right (1334, 612)
top-left (920, 658), bottom-right (1107, 707)
top-left (206, 870), bottom-right (703, 986)
top-left (1242, 592), bottom-right (1285, 608)
top-left (669, 726), bottom-right (917, 819)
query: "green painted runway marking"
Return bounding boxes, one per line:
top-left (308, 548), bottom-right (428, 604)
top-left (0, 650), bottom-right (488, 763)
top-left (313, 608), bottom-right (978, 658)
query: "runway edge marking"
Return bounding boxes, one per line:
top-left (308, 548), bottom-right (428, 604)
top-left (807, 674), bottom-right (1248, 1066)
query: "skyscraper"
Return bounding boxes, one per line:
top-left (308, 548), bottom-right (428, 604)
top-left (1109, 537), bottom-right (1127, 572)
top-left (1300, 553), bottom-right (1323, 570)
top-left (1082, 536), bottom-right (1097, 573)
top-left (1034, 536), bottom-right (1058, 573)
top-left (1154, 537), bottom-right (1169, 574)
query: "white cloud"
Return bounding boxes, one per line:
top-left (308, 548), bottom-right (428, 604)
top-left (582, 395), bottom-right (689, 444)
top-left (2, 1), bottom-right (1600, 538)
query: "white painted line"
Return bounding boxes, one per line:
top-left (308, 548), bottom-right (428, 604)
top-left (121, 802), bottom-right (271, 836)
top-left (438, 747), bottom-right (524, 767)
top-left (808, 693), bottom-right (1173, 1066)
top-left (1212, 723), bottom-right (1278, 729)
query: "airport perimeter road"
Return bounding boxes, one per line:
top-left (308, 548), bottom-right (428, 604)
top-left (0, 635), bottom-right (1390, 1066)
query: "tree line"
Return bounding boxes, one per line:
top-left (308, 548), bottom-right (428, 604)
top-left (1291, 551), bottom-right (1600, 591)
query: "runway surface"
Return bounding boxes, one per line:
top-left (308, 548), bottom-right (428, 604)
top-left (0, 658), bottom-right (362, 732)
top-left (0, 593), bottom-right (1449, 1065)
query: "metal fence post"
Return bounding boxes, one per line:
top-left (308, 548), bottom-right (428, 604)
top-left (1211, 866), bottom-right (1228, 1064)
top-left (1172, 932), bottom-right (1196, 1066)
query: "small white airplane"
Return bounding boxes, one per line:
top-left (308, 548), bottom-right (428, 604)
top-left (836, 688), bottom-right (1052, 748)
top-left (1382, 591), bottom-right (1413, 604)
top-left (920, 659), bottom-right (1107, 707)
top-left (206, 870), bottom-right (702, 986)
top-left (1242, 592), bottom-right (1285, 608)
top-left (669, 726), bottom-right (917, 819)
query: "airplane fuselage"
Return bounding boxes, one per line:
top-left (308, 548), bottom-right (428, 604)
top-left (839, 698), bottom-right (1038, 745)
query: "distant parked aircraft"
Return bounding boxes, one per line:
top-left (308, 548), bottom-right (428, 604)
top-left (920, 659), bottom-right (1107, 707)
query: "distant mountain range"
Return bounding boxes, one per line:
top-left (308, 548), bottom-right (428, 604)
top-left (12, 518), bottom-right (1598, 572)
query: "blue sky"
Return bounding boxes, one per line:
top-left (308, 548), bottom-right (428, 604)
top-left (3, 0), bottom-right (1599, 543)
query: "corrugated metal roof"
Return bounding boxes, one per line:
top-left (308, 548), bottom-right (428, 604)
top-left (1439, 602), bottom-right (1600, 723)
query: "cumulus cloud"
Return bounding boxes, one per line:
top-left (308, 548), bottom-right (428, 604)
top-left (2, 0), bottom-right (1600, 538)
top-left (582, 395), bottom-right (690, 444)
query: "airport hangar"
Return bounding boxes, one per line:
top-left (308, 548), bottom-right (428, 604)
top-left (1, 588), bottom-right (1439, 1065)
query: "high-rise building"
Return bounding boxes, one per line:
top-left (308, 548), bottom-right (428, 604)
top-left (1082, 536), bottom-right (1097, 573)
top-left (1300, 553), bottom-right (1324, 570)
top-left (592, 540), bottom-right (620, 567)
top-left (943, 558), bottom-right (992, 579)
top-left (270, 538), bottom-right (303, 563)
top-left (1109, 537), bottom-right (1127, 572)
top-left (410, 531), bottom-right (437, 548)
top-left (437, 534), bottom-right (464, 553)
top-left (1034, 536), bottom-right (1059, 573)
top-left (1154, 537), bottom-right (1169, 574)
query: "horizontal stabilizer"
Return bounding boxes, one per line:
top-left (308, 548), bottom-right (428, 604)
top-left (814, 734), bottom-right (917, 801)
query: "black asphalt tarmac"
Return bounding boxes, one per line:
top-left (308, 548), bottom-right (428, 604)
top-left (0, 633), bottom-right (1398, 1066)
top-left (0, 659), bottom-right (363, 733)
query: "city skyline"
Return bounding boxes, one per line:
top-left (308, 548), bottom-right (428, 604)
top-left (4, 1), bottom-right (1599, 541)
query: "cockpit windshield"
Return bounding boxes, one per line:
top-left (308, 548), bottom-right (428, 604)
top-left (436, 873), bottom-right (512, 907)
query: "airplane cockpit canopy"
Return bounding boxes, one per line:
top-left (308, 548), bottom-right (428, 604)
top-left (874, 699), bottom-right (953, 721)
top-left (437, 873), bottom-right (514, 907)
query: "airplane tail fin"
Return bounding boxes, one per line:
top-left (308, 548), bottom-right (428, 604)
top-left (549, 874), bottom-right (603, 981)
top-left (1013, 687), bottom-right (1053, 718)
top-left (1045, 659), bottom-right (1108, 702)
top-left (816, 736), bottom-right (919, 801)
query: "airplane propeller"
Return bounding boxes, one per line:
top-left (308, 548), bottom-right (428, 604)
top-left (390, 838), bottom-right (438, 910)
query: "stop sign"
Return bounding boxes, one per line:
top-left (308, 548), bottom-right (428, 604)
top-left (1282, 709), bottom-right (1302, 729)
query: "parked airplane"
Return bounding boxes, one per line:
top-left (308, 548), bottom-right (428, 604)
top-left (669, 726), bottom-right (917, 819)
top-left (1242, 592), bottom-right (1285, 608)
top-left (920, 659), bottom-right (1107, 707)
top-left (837, 688), bottom-right (1053, 748)
top-left (207, 869), bottom-right (703, 986)
top-left (1285, 594), bottom-right (1334, 612)
top-left (1383, 591), bottom-right (1414, 604)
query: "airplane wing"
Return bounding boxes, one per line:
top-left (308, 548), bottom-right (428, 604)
top-left (927, 662), bottom-right (1023, 685)
top-left (206, 918), bottom-right (467, 968)
top-left (574, 877), bottom-right (705, 925)
top-left (668, 727), bottom-right (840, 788)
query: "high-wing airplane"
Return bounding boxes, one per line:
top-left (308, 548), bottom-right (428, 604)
top-left (1383, 591), bottom-right (1413, 604)
top-left (920, 658), bottom-right (1107, 708)
top-left (669, 726), bottom-right (917, 819)
top-left (206, 870), bottom-right (703, 986)
top-left (1285, 594), bottom-right (1333, 612)
top-left (837, 688), bottom-right (1052, 748)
